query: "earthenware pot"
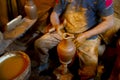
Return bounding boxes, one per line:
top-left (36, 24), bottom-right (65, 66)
top-left (0, 31), bottom-right (3, 43)
top-left (24, 0), bottom-right (37, 19)
top-left (57, 33), bottom-right (76, 74)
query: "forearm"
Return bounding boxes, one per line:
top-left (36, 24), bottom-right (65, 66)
top-left (84, 15), bottom-right (114, 39)
top-left (50, 11), bottom-right (60, 27)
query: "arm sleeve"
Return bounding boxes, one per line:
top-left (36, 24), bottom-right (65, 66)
top-left (96, 0), bottom-right (114, 17)
top-left (53, 0), bottom-right (67, 15)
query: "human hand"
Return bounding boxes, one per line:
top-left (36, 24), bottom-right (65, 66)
top-left (48, 24), bottom-right (62, 33)
top-left (48, 27), bottom-right (55, 33)
top-left (73, 33), bottom-right (87, 48)
top-left (57, 24), bottom-right (65, 36)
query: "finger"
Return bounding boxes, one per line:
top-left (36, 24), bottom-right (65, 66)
top-left (76, 43), bottom-right (81, 48)
top-left (74, 40), bottom-right (79, 47)
top-left (49, 27), bottom-right (55, 33)
top-left (73, 40), bottom-right (77, 45)
top-left (74, 40), bottom-right (81, 48)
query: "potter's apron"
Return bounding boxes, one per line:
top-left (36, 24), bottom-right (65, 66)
top-left (64, 0), bottom-right (100, 78)
top-left (64, 0), bottom-right (88, 34)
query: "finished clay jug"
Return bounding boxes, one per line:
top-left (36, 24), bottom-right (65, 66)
top-left (0, 31), bottom-right (3, 43)
top-left (24, 0), bottom-right (37, 19)
top-left (57, 33), bottom-right (76, 74)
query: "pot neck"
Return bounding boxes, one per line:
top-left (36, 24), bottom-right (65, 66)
top-left (26, 0), bottom-right (34, 6)
top-left (63, 38), bottom-right (73, 44)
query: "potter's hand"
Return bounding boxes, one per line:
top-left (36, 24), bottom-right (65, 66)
top-left (55, 19), bottom-right (66, 36)
top-left (48, 24), bottom-right (64, 38)
top-left (57, 24), bottom-right (65, 36)
top-left (74, 33), bottom-right (87, 48)
top-left (48, 27), bottom-right (55, 33)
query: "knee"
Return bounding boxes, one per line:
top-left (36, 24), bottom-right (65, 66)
top-left (34, 38), bottom-right (45, 49)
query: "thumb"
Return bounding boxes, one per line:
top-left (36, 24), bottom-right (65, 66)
top-left (63, 19), bottom-right (67, 26)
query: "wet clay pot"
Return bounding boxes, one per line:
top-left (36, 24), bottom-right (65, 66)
top-left (57, 33), bottom-right (76, 65)
top-left (54, 33), bottom-right (76, 79)
top-left (24, 0), bottom-right (37, 19)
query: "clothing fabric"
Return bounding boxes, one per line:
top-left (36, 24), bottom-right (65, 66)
top-left (77, 37), bottom-right (100, 79)
top-left (34, 31), bottom-right (100, 79)
top-left (54, 0), bottom-right (113, 33)
top-left (34, 0), bottom-right (113, 79)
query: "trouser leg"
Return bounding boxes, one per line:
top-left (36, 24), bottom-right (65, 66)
top-left (34, 32), bottom-right (62, 67)
top-left (77, 37), bottom-right (100, 80)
